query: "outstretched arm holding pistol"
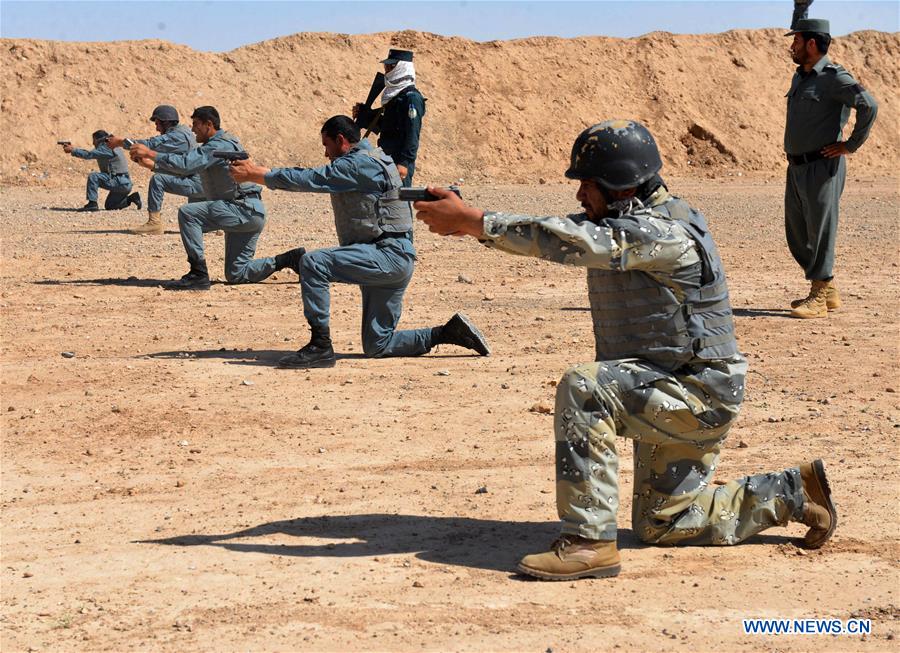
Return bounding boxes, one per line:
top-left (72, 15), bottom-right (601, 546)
top-left (228, 157), bottom-right (270, 185)
top-left (414, 187), bottom-right (485, 238)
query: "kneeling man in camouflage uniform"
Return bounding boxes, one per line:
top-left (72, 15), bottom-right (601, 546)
top-left (416, 121), bottom-right (837, 580)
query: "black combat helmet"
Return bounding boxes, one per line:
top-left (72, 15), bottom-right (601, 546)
top-left (565, 120), bottom-right (663, 190)
top-left (149, 104), bottom-right (179, 122)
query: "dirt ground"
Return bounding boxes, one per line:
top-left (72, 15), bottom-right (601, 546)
top-left (1, 177), bottom-right (898, 652)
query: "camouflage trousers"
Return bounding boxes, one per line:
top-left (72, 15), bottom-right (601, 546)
top-left (554, 358), bottom-right (805, 545)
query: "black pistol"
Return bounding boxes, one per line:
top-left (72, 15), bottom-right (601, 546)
top-left (398, 186), bottom-right (462, 202)
top-left (57, 140), bottom-right (71, 146)
top-left (213, 151), bottom-right (249, 162)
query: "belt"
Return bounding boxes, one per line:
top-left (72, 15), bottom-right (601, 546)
top-left (235, 190), bottom-right (261, 200)
top-left (374, 230), bottom-right (412, 242)
top-left (786, 150), bottom-right (827, 165)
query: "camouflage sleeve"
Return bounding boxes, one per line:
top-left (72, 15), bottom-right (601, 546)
top-left (481, 211), bottom-right (699, 272)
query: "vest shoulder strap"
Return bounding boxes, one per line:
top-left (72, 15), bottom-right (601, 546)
top-left (363, 148), bottom-right (401, 196)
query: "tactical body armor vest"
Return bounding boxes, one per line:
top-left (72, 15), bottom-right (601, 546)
top-left (330, 147), bottom-right (413, 246)
top-left (199, 131), bottom-right (261, 201)
top-left (99, 147), bottom-right (130, 175)
top-left (588, 196), bottom-right (739, 371)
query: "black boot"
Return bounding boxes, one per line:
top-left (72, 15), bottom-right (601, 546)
top-left (274, 247), bottom-right (306, 275)
top-left (129, 192), bottom-right (143, 210)
top-left (163, 260), bottom-right (211, 291)
top-left (433, 313), bottom-right (491, 356)
top-left (77, 201), bottom-right (99, 212)
top-left (278, 327), bottom-right (335, 369)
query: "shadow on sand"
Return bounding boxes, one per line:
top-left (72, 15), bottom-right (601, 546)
top-left (145, 348), bottom-right (481, 366)
top-left (62, 228), bottom-right (180, 235)
top-left (732, 307), bottom-right (793, 318)
top-left (139, 513), bottom-right (796, 577)
top-left (35, 277), bottom-right (298, 288)
top-left (35, 277), bottom-right (170, 288)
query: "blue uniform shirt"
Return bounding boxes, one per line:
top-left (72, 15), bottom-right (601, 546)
top-left (154, 130), bottom-right (261, 200)
top-left (263, 139), bottom-right (391, 194)
top-left (71, 143), bottom-right (130, 176)
top-left (136, 124), bottom-right (197, 154)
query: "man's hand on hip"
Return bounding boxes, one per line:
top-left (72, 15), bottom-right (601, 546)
top-left (821, 142), bottom-right (850, 158)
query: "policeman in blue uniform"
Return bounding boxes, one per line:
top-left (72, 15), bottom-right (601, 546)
top-left (129, 106), bottom-right (301, 290)
top-left (229, 115), bottom-right (489, 368)
top-left (108, 104), bottom-right (204, 235)
top-left (64, 131), bottom-right (141, 212)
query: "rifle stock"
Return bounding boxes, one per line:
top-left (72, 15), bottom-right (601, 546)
top-left (355, 72), bottom-right (386, 137)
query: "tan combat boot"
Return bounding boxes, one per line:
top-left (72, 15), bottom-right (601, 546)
top-left (797, 459), bottom-right (837, 549)
top-left (790, 280), bottom-right (829, 318)
top-left (517, 535), bottom-right (621, 580)
top-left (129, 211), bottom-right (164, 235)
top-left (791, 280), bottom-right (841, 311)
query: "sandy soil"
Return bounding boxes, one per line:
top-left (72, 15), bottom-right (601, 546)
top-left (1, 176), bottom-right (898, 652)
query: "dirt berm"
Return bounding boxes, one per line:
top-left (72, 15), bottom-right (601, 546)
top-left (1, 29), bottom-right (897, 186)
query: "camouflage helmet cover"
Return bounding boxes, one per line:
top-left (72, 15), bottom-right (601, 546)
top-left (565, 120), bottom-right (663, 190)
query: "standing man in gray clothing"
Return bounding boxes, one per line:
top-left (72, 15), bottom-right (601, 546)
top-left (63, 130), bottom-right (141, 212)
top-left (108, 105), bottom-right (204, 235)
top-left (129, 106), bottom-right (301, 290)
top-left (784, 0), bottom-right (878, 318)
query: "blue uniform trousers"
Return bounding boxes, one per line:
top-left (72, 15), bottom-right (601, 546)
top-left (86, 172), bottom-right (132, 203)
top-left (299, 237), bottom-right (434, 357)
top-left (177, 198), bottom-right (276, 284)
top-left (148, 173), bottom-right (204, 212)
top-left (784, 156), bottom-right (845, 281)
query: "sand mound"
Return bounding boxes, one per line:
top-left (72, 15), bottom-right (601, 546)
top-left (2, 29), bottom-right (897, 186)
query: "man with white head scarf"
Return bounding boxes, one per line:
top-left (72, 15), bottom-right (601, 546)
top-left (355, 49), bottom-right (426, 187)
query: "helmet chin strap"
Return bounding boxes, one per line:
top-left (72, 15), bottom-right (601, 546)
top-left (600, 174), bottom-right (667, 217)
top-left (597, 184), bottom-right (645, 217)
top-left (608, 196), bottom-right (645, 217)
